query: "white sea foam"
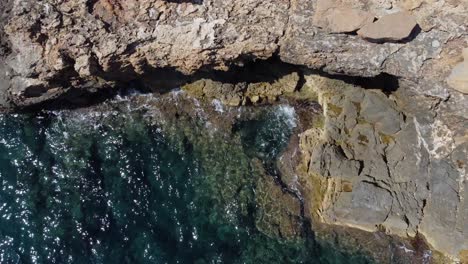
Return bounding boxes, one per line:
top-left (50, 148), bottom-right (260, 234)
top-left (211, 99), bottom-right (224, 113)
top-left (276, 105), bottom-right (297, 128)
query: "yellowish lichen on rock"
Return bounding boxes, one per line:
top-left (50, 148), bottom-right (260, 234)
top-left (378, 132), bottom-right (395, 145)
top-left (327, 103), bottom-right (343, 117)
top-left (181, 72), bottom-right (300, 106)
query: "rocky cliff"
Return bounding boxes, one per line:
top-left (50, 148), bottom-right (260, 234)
top-left (0, 0), bottom-right (467, 262)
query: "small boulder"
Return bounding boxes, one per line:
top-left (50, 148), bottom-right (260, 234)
top-left (447, 48), bottom-right (468, 94)
top-left (324, 8), bottom-right (375, 33)
top-left (357, 12), bottom-right (418, 42)
top-left (313, 3), bottom-right (375, 34)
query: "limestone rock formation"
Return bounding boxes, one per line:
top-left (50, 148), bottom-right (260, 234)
top-left (357, 12), bottom-right (418, 42)
top-left (297, 74), bottom-right (467, 262)
top-left (0, 0), bottom-right (467, 262)
top-left (0, 0), bottom-right (466, 105)
top-left (447, 48), bottom-right (468, 94)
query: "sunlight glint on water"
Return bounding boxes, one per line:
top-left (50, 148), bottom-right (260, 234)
top-left (0, 95), bottom-right (372, 264)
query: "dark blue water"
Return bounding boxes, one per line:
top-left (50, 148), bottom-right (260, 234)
top-left (0, 93), bottom-right (372, 264)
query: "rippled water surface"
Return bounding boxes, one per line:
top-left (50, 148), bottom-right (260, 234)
top-left (0, 94), bottom-right (372, 264)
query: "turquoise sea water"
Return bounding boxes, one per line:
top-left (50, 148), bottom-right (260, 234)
top-left (0, 93), bottom-right (372, 264)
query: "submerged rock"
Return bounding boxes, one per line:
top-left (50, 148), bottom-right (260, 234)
top-left (253, 158), bottom-right (302, 239)
top-left (0, 94), bottom-right (327, 263)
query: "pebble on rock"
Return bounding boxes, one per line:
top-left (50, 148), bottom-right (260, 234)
top-left (357, 12), bottom-right (418, 42)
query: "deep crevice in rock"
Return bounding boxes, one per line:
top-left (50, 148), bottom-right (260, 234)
top-left (10, 57), bottom-right (402, 113)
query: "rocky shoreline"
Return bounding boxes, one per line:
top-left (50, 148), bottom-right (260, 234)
top-left (1, 0), bottom-right (467, 262)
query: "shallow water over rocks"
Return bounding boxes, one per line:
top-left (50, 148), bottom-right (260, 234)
top-left (0, 92), bottom-right (373, 264)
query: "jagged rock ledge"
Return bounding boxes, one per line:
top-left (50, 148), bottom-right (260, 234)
top-left (0, 0), bottom-right (467, 262)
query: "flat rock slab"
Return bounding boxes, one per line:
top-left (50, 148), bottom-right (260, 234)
top-left (326, 8), bottom-right (375, 33)
top-left (357, 12), bottom-right (418, 42)
top-left (447, 48), bottom-right (468, 94)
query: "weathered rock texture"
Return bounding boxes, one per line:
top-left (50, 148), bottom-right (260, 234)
top-left (297, 74), bottom-right (467, 263)
top-left (448, 48), bottom-right (468, 94)
top-left (0, 0), bottom-right (467, 262)
top-left (0, 0), bottom-right (467, 105)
